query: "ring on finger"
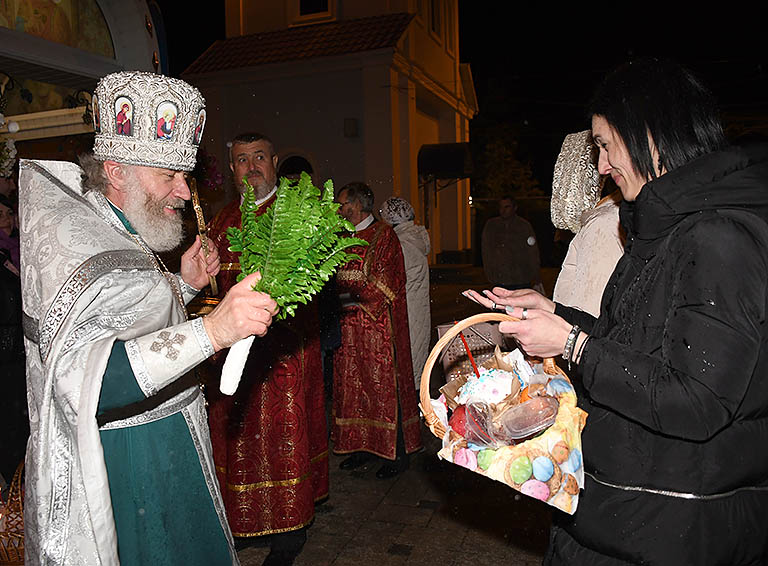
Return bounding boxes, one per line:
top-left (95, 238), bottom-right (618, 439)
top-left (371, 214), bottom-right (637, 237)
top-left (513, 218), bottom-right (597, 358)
top-left (491, 301), bottom-right (497, 310)
top-left (522, 308), bottom-right (528, 320)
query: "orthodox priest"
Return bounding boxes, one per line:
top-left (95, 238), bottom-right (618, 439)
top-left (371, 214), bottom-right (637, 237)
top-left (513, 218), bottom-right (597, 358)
top-left (332, 182), bottom-right (422, 479)
top-left (19, 72), bottom-right (278, 566)
top-left (206, 132), bottom-right (329, 565)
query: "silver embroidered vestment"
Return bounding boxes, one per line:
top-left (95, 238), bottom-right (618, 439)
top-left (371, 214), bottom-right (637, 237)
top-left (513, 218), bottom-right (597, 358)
top-left (19, 160), bottom-right (236, 565)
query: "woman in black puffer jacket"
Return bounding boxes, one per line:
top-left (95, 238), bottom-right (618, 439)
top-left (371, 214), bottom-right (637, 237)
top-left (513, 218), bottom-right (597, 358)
top-left (467, 59), bottom-right (768, 565)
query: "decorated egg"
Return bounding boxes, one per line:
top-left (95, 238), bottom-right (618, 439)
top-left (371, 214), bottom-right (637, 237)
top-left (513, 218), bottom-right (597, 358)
top-left (454, 447), bottom-right (477, 471)
top-left (562, 448), bottom-right (582, 473)
top-left (551, 491), bottom-right (573, 513)
top-left (521, 479), bottom-right (550, 501)
top-left (532, 456), bottom-right (554, 482)
top-left (563, 473), bottom-right (580, 495)
top-left (509, 456), bottom-right (532, 484)
top-left (477, 449), bottom-right (495, 471)
top-left (448, 405), bottom-right (467, 437)
top-left (550, 440), bottom-right (570, 464)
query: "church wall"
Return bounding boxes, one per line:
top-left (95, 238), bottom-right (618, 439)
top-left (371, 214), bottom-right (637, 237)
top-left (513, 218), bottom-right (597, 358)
top-left (193, 61), bottom-right (368, 214)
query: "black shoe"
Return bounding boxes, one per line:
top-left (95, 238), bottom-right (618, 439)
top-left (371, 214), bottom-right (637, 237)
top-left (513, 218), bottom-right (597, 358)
top-left (339, 452), bottom-right (372, 470)
top-left (376, 460), bottom-right (408, 479)
top-left (262, 528), bottom-right (306, 566)
top-left (234, 535), bottom-right (270, 551)
top-left (262, 549), bottom-right (298, 566)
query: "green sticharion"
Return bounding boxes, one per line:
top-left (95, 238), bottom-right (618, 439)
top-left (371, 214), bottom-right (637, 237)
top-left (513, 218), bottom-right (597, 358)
top-left (226, 171), bottom-right (367, 319)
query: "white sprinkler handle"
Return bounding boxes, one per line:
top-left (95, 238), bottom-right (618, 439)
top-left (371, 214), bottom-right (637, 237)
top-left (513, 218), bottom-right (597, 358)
top-left (219, 335), bottom-right (255, 395)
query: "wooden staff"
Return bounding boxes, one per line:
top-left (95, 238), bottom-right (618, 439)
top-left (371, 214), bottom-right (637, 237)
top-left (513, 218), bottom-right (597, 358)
top-left (189, 178), bottom-right (218, 296)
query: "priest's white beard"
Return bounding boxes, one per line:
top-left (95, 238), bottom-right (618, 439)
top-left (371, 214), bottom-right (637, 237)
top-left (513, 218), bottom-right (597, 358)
top-left (122, 172), bottom-right (185, 252)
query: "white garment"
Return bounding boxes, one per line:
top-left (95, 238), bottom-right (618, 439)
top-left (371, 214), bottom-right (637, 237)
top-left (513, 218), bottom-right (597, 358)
top-left (553, 193), bottom-right (624, 317)
top-left (19, 160), bottom-right (235, 565)
top-left (392, 221), bottom-right (431, 387)
top-left (355, 214), bottom-right (375, 232)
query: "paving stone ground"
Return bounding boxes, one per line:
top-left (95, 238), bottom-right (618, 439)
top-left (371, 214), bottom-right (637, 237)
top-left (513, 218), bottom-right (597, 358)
top-left (239, 437), bottom-right (551, 566)
top-left (238, 266), bottom-right (557, 565)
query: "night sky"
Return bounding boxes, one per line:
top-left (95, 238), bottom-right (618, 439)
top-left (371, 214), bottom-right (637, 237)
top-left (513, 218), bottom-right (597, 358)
top-left (457, 7), bottom-right (768, 191)
top-left (155, 2), bottom-right (768, 194)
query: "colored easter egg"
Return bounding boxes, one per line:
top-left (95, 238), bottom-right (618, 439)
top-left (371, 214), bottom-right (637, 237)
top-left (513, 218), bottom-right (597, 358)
top-left (521, 479), bottom-right (550, 501)
top-left (477, 449), bottom-right (496, 471)
top-left (449, 405), bottom-right (467, 437)
top-left (509, 456), bottom-right (532, 484)
top-left (551, 491), bottom-right (573, 513)
top-left (454, 447), bottom-right (477, 471)
top-left (550, 440), bottom-right (570, 464)
top-left (532, 456), bottom-right (554, 482)
top-left (563, 448), bottom-right (583, 473)
top-left (563, 473), bottom-right (580, 495)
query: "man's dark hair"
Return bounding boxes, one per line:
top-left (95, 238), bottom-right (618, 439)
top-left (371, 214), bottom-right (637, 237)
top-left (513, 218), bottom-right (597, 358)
top-left (588, 58), bottom-right (726, 180)
top-left (228, 132), bottom-right (275, 162)
top-left (339, 182), bottom-right (374, 213)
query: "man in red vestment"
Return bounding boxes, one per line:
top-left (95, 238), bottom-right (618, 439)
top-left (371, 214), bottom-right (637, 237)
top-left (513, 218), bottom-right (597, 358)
top-left (332, 182), bottom-right (422, 479)
top-left (206, 132), bottom-right (328, 565)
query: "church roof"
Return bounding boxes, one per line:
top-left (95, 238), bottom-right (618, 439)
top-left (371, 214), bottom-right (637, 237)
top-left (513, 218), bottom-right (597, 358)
top-left (184, 12), bottom-right (414, 75)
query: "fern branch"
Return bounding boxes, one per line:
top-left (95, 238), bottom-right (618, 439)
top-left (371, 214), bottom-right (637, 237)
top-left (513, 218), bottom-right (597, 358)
top-left (226, 172), bottom-right (367, 320)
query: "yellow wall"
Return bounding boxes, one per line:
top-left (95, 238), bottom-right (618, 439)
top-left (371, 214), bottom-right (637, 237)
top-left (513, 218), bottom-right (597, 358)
top-left (415, 108), bottom-right (439, 261)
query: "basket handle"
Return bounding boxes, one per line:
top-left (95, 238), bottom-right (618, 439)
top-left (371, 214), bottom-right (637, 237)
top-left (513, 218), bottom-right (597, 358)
top-left (419, 312), bottom-right (560, 438)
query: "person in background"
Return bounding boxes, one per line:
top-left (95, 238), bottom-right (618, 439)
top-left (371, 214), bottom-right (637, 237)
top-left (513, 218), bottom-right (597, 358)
top-left (379, 196), bottom-right (431, 388)
top-left (206, 132), bottom-right (329, 565)
top-left (481, 196), bottom-right (541, 290)
top-left (333, 182), bottom-right (422, 479)
top-left (550, 130), bottom-right (624, 317)
top-left (467, 58), bottom-right (768, 565)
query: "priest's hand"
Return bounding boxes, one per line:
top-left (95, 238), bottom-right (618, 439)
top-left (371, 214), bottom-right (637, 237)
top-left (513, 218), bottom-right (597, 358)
top-left (180, 235), bottom-right (221, 290)
top-left (202, 272), bottom-right (279, 351)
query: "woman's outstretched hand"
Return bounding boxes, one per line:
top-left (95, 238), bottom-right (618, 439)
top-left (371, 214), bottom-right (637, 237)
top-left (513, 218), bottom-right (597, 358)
top-left (462, 287), bottom-right (571, 358)
top-left (462, 286), bottom-right (555, 314)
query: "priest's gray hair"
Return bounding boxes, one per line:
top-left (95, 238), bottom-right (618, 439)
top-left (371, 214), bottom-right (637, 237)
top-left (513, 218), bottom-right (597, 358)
top-left (339, 181), bottom-right (374, 213)
top-left (78, 153), bottom-right (109, 195)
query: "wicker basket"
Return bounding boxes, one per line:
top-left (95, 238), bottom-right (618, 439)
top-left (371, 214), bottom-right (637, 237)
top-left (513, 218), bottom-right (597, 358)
top-left (419, 312), bottom-right (587, 514)
top-left (435, 321), bottom-right (504, 383)
top-left (0, 462), bottom-right (24, 566)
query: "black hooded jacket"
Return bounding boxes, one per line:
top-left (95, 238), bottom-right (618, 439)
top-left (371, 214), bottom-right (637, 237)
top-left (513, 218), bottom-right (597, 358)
top-left (550, 145), bottom-right (768, 565)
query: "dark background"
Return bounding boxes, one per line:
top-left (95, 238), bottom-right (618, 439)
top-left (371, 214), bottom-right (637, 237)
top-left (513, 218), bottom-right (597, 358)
top-left (155, 2), bottom-right (768, 196)
top-left (153, 2), bottom-right (768, 266)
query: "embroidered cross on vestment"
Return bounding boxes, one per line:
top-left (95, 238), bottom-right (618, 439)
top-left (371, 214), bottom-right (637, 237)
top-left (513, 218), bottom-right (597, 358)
top-left (150, 331), bottom-right (187, 360)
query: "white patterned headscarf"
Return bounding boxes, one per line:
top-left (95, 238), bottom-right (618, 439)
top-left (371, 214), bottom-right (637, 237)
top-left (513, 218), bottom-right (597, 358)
top-left (550, 130), bottom-right (604, 233)
top-left (380, 197), bottom-right (415, 226)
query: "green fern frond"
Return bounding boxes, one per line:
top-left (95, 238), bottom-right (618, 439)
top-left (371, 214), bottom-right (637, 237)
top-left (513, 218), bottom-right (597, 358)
top-left (227, 172), bottom-right (367, 319)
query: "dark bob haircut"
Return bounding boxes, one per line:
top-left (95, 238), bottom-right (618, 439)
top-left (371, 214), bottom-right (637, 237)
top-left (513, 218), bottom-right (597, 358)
top-left (589, 58), bottom-right (726, 181)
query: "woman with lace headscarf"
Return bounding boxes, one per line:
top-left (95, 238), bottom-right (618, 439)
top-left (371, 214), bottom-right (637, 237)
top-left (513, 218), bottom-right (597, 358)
top-left (379, 197), bottom-right (431, 387)
top-left (550, 130), bottom-right (624, 317)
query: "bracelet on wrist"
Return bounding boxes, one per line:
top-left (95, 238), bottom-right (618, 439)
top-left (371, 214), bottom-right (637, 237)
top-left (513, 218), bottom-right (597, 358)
top-left (562, 325), bottom-right (581, 370)
top-left (573, 334), bottom-right (590, 365)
